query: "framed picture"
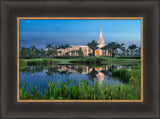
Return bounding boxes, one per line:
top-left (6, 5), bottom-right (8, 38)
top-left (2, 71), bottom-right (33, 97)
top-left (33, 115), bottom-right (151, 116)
top-left (1, 0), bottom-right (159, 118)
top-left (17, 17), bottom-right (143, 102)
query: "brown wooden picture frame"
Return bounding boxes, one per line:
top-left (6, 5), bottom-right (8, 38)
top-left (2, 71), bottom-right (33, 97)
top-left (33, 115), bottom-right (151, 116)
top-left (0, 0), bottom-right (159, 118)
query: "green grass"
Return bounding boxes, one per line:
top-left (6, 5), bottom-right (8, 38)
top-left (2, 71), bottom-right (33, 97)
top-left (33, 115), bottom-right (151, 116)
top-left (70, 57), bottom-right (140, 66)
top-left (19, 67), bottom-right (141, 100)
top-left (20, 57), bottom-right (141, 68)
top-left (101, 59), bottom-right (141, 65)
top-left (21, 58), bottom-right (79, 62)
top-left (20, 58), bottom-right (80, 68)
top-left (19, 59), bottom-right (27, 67)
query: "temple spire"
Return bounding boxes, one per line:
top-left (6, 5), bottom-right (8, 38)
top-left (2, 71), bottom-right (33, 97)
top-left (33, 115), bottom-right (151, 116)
top-left (98, 25), bottom-right (104, 46)
top-left (100, 24), bottom-right (102, 37)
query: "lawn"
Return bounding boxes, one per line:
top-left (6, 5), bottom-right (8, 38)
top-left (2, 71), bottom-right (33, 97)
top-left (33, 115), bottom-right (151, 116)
top-left (20, 56), bottom-right (141, 68)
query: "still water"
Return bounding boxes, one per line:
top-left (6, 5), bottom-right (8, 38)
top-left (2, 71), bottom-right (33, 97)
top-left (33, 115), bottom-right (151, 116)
top-left (20, 65), bottom-right (130, 89)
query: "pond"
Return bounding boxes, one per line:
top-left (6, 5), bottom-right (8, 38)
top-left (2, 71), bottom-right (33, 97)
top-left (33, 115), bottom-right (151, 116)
top-left (20, 65), bottom-right (131, 90)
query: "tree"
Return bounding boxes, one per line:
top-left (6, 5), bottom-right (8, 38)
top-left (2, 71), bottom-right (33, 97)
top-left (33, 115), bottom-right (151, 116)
top-left (50, 46), bottom-right (58, 56)
top-left (101, 44), bottom-right (110, 56)
top-left (45, 44), bottom-right (52, 50)
top-left (101, 45), bottom-right (107, 56)
top-left (64, 44), bottom-right (70, 55)
top-left (65, 52), bottom-right (69, 56)
top-left (71, 50), bottom-right (76, 56)
top-left (58, 51), bottom-right (62, 56)
top-left (107, 49), bottom-right (112, 57)
top-left (35, 49), bottom-right (42, 57)
top-left (118, 43), bottom-right (125, 56)
top-left (87, 40), bottom-right (98, 56)
top-left (126, 48), bottom-right (129, 56)
top-left (64, 44), bottom-right (70, 49)
top-left (58, 44), bottom-right (69, 49)
top-left (51, 48), bottom-right (58, 56)
top-left (128, 44), bottom-right (137, 56)
top-left (40, 48), bottom-right (45, 57)
top-left (20, 46), bottom-right (46, 58)
top-left (107, 42), bottom-right (119, 58)
top-left (45, 45), bottom-right (58, 57)
top-left (20, 47), bottom-right (30, 58)
top-left (29, 46), bottom-right (36, 58)
top-left (58, 44), bottom-right (70, 55)
top-left (77, 48), bottom-right (84, 56)
top-left (135, 47), bottom-right (141, 56)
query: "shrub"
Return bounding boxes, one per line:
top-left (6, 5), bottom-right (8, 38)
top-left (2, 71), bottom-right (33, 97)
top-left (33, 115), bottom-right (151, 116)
top-left (19, 59), bottom-right (27, 67)
top-left (112, 68), bottom-right (132, 83)
top-left (131, 65), bottom-right (141, 69)
top-left (53, 56), bottom-right (84, 59)
top-left (70, 57), bottom-right (110, 65)
top-left (26, 60), bottom-right (60, 66)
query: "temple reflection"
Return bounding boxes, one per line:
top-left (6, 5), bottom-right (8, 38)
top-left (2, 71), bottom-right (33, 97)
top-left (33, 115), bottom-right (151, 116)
top-left (20, 64), bottom-right (123, 83)
top-left (96, 72), bottom-right (104, 84)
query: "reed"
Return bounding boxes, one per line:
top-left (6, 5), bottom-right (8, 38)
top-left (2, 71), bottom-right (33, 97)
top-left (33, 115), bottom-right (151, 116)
top-left (20, 70), bottom-right (141, 100)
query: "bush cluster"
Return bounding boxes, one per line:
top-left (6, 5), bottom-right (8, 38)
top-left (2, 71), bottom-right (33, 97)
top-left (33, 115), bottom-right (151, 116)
top-left (53, 56), bottom-right (84, 59)
top-left (70, 57), bottom-right (110, 65)
top-left (26, 60), bottom-right (60, 66)
top-left (19, 59), bottom-right (27, 67)
top-left (112, 68), bottom-right (132, 83)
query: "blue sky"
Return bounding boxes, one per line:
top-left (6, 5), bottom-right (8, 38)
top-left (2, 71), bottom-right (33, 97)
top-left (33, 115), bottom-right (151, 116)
top-left (20, 19), bottom-right (141, 49)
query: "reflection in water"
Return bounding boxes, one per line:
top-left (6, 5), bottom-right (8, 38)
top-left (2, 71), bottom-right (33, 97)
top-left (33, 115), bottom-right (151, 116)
top-left (20, 66), bottom-right (44, 75)
top-left (87, 68), bottom-right (98, 81)
top-left (20, 65), bottom-right (130, 85)
top-left (96, 72), bottom-right (104, 84)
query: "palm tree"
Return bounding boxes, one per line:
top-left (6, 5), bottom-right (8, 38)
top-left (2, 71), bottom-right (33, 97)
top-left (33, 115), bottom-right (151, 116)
top-left (126, 48), bottom-right (129, 56)
top-left (63, 44), bottom-right (70, 55)
top-left (76, 50), bottom-right (79, 56)
top-left (101, 44), bottom-right (111, 56)
top-left (107, 42), bottom-right (119, 58)
top-left (118, 43), bottom-right (125, 56)
top-left (101, 45), bottom-right (108, 56)
top-left (58, 51), bottom-right (62, 56)
top-left (45, 44), bottom-right (52, 50)
top-left (128, 44), bottom-right (137, 56)
top-left (50, 46), bottom-right (58, 56)
top-left (71, 50), bottom-right (76, 56)
top-left (20, 47), bottom-right (29, 58)
top-left (40, 48), bottom-right (45, 57)
top-left (52, 49), bottom-right (58, 56)
top-left (35, 48), bottom-right (41, 57)
top-left (135, 47), bottom-right (141, 56)
top-left (87, 40), bottom-right (98, 56)
top-left (77, 48), bottom-right (84, 56)
top-left (29, 46), bottom-right (36, 58)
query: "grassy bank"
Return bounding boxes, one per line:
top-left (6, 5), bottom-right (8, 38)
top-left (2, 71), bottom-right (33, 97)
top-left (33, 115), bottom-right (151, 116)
top-left (19, 58), bottom-right (79, 68)
top-left (20, 57), bottom-right (141, 68)
top-left (71, 57), bottom-right (140, 66)
top-left (19, 66), bottom-right (141, 100)
top-left (102, 59), bottom-right (141, 65)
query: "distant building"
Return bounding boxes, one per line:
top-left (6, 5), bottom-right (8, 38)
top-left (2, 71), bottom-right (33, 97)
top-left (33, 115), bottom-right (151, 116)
top-left (46, 25), bottom-right (110, 57)
top-left (57, 45), bottom-right (89, 56)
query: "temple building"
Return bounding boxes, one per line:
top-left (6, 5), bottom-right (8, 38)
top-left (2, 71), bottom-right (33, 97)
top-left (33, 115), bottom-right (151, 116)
top-left (46, 25), bottom-right (110, 57)
top-left (95, 25), bottom-right (105, 56)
